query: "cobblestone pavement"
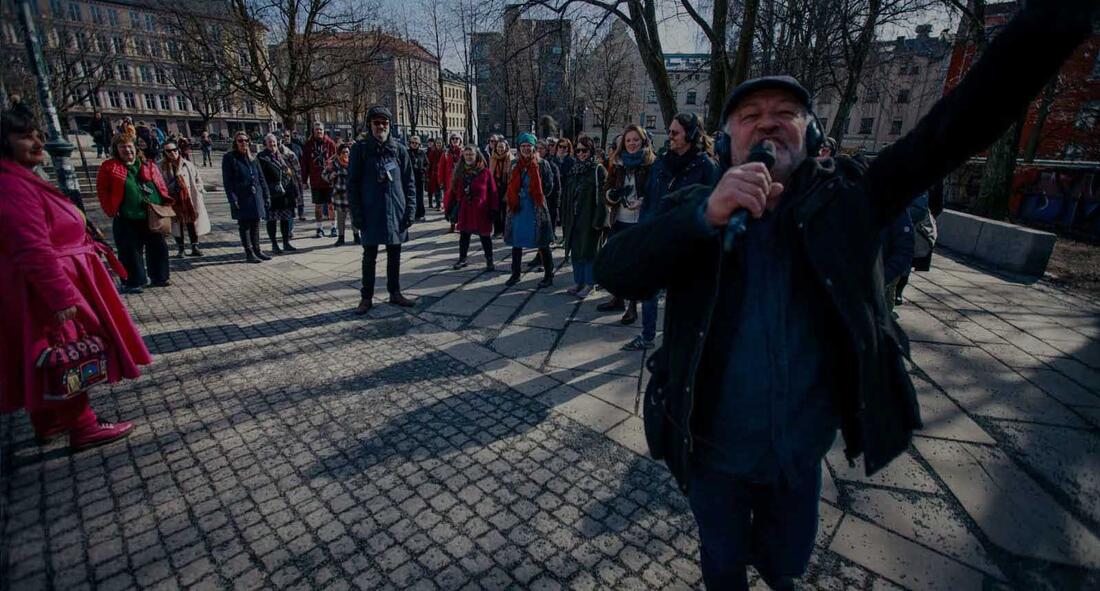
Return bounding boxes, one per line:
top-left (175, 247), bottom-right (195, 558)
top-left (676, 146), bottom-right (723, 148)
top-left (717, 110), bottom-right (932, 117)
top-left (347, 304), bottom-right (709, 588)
top-left (2, 160), bottom-right (1099, 590)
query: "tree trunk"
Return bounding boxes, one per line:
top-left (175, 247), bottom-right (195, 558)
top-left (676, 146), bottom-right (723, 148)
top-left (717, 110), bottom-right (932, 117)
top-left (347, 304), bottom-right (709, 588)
top-left (978, 117), bottom-right (1023, 220)
top-left (703, 0), bottom-right (733, 131)
top-left (626, 5), bottom-right (677, 128)
top-left (1022, 75), bottom-right (1058, 162)
top-left (829, 0), bottom-right (881, 148)
top-left (731, 0), bottom-right (760, 86)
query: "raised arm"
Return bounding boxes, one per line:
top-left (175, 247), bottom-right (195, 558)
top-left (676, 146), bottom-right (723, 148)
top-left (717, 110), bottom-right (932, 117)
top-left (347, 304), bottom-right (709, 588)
top-left (867, 0), bottom-right (1096, 225)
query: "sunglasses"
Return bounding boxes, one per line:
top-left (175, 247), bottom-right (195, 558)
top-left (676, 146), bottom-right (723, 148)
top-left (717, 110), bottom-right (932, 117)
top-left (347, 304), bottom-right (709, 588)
top-left (371, 120), bottom-right (390, 126)
top-left (165, 148), bottom-right (179, 153)
top-left (575, 148), bottom-right (590, 154)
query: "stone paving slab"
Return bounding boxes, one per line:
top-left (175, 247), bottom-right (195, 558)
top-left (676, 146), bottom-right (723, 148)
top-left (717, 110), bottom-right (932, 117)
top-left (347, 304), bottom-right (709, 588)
top-left (3, 187), bottom-right (1099, 589)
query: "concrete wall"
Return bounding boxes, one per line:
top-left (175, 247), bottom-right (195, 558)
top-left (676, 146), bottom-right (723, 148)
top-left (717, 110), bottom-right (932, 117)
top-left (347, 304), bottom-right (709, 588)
top-left (937, 210), bottom-right (1057, 276)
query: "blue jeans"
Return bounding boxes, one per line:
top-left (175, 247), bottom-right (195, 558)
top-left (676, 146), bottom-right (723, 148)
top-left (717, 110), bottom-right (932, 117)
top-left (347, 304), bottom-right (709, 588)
top-left (572, 260), bottom-right (594, 286)
top-left (641, 295), bottom-right (658, 341)
top-left (688, 462), bottom-right (821, 590)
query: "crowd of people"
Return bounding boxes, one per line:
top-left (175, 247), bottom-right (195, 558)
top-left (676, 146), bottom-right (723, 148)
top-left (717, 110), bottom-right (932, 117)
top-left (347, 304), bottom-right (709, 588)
top-left (0, 4), bottom-right (1089, 590)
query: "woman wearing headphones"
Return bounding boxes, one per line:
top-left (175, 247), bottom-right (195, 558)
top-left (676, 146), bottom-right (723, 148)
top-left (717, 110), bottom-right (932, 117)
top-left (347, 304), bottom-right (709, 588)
top-left (597, 124), bottom-right (656, 323)
top-left (621, 112), bottom-right (719, 351)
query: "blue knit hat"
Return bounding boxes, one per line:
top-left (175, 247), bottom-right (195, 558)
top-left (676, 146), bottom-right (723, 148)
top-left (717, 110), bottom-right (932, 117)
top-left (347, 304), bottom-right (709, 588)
top-left (516, 132), bottom-right (537, 147)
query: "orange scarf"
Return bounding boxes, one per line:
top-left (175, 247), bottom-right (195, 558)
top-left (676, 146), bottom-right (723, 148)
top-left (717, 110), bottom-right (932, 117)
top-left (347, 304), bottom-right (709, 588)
top-left (506, 156), bottom-right (544, 212)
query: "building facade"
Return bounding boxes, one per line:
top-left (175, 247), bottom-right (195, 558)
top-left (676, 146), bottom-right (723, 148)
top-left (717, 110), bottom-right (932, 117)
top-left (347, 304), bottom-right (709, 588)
top-left (1, 0), bottom-right (275, 139)
top-left (471, 6), bottom-right (570, 145)
top-left (813, 24), bottom-right (953, 153)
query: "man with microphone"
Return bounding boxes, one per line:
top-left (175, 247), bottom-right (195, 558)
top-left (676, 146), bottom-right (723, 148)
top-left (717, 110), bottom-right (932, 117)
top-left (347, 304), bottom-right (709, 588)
top-left (594, 1), bottom-right (1097, 589)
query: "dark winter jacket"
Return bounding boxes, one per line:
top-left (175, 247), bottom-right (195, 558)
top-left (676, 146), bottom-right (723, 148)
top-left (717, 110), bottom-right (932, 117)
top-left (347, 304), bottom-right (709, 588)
top-left (348, 134), bottom-right (416, 246)
top-left (221, 151), bottom-right (270, 222)
top-left (594, 0), bottom-right (1094, 491)
top-left (640, 150), bottom-right (719, 222)
top-left (88, 116), bottom-right (112, 147)
top-left (256, 149), bottom-right (299, 212)
top-left (881, 211), bottom-right (914, 285)
top-left (410, 146), bottom-right (429, 186)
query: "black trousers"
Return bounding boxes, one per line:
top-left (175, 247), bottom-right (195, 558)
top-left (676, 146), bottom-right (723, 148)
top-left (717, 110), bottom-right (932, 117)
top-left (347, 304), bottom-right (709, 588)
top-left (511, 247), bottom-right (552, 279)
top-left (688, 463), bottom-right (821, 590)
top-left (113, 217), bottom-right (169, 287)
top-left (266, 219), bottom-right (292, 245)
top-left (414, 176), bottom-right (426, 219)
top-left (175, 223), bottom-right (199, 248)
top-left (547, 192), bottom-right (561, 228)
top-left (362, 243), bottom-right (402, 298)
top-left (459, 232), bottom-right (493, 262)
top-left (238, 220), bottom-right (261, 253)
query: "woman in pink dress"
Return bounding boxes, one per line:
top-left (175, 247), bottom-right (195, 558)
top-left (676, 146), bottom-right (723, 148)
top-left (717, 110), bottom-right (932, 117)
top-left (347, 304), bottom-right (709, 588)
top-left (0, 108), bottom-right (150, 451)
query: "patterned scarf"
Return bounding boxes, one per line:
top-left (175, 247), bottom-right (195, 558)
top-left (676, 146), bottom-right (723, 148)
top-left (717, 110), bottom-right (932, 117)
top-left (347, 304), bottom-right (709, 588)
top-left (506, 156), bottom-right (545, 212)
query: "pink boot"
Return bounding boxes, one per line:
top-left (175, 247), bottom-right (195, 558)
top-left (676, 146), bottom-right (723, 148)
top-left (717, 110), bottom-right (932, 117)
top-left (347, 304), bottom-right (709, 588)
top-left (70, 412), bottom-right (134, 451)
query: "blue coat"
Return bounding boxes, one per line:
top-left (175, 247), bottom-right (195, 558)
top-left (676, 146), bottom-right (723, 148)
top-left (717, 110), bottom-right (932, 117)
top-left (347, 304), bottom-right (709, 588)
top-left (640, 150), bottom-right (719, 222)
top-left (221, 151), bottom-right (269, 222)
top-left (348, 135), bottom-right (416, 246)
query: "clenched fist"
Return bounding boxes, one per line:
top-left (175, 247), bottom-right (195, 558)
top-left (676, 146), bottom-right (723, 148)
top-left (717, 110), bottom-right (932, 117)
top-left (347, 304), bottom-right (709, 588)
top-left (703, 162), bottom-right (785, 227)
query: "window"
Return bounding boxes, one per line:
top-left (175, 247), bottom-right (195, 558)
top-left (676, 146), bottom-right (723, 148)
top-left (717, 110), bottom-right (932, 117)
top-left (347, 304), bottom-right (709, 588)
top-left (107, 8), bottom-right (119, 26)
top-left (129, 10), bottom-right (140, 27)
top-left (897, 89), bottom-right (910, 104)
top-left (144, 93), bottom-right (156, 110)
top-left (155, 67), bottom-right (167, 85)
top-left (176, 96), bottom-right (188, 111)
top-left (68, 2), bottom-right (81, 21)
top-left (1075, 102), bottom-right (1100, 130)
top-left (859, 117), bottom-right (874, 135)
top-left (117, 64), bottom-right (131, 81)
top-left (645, 115), bottom-right (656, 129)
top-left (646, 91), bottom-right (657, 104)
top-left (90, 92), bottom-right (100, 108)
top-left (890, 119), bottom-right (903, 135)
top-left (95, 33), bottom-right (108, 53)
top-left (50, 0), bottom-right (63, 16)
top-left (108, 91), bottom-right (121, 108)
top-left (246, 100), bottom-right (256, 115)
top-left (159, 95), bottom-right (171, 110)
top-left (863, 89), bottom-right (880, 103)
top-left (686, 90), bottom-right (697, 105)
top-left (151, 40), bottom-right (162, 58)
top-left (550, 45), bottom-right (562, 55)
top-left (140, 65), bottom-right (152, 82)
top-left (112, 36), bottom-right (124, 54)
top-left (123, 92), bottom-right (136, 109)
top-left (90, 5), bottom-right (102, 24)
top-left (144, 14), bottom-right (155, 32)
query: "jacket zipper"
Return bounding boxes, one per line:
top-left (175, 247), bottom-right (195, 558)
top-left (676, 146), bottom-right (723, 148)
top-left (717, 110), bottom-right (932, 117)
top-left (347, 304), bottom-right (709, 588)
top-left (682, 231), bottom-right (726, 455)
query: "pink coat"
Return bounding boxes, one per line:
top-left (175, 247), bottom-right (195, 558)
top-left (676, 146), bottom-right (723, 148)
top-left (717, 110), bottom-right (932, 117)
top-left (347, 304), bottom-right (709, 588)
top-left (0, 161), bottom-right (152, 413)
top-left (444, 167), bottom-right (498, 236)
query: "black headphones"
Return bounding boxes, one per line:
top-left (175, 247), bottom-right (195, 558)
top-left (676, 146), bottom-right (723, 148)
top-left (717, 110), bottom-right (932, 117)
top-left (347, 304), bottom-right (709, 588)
top-left (804, 110), bottom-right (825, 156)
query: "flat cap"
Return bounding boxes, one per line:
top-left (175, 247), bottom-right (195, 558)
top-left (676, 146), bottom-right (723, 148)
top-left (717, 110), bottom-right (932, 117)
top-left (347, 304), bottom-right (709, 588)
top-left (720, 75), bottom-right (812, 123)
top-left (367, 105), bottom-right (393, 121)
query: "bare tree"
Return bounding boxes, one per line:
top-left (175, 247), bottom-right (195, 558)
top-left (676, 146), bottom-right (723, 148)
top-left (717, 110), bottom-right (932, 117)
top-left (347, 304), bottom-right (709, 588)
top-left (578, 24), bottom-right (641, 147)
top-left (1, 25), bottom-right (120, 128)
top-left (168, 0), bottom-right (386, 130)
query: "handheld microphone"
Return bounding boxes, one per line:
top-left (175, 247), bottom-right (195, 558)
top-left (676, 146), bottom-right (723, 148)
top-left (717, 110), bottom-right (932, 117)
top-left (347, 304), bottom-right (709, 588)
top-left (722, 140), bottom-right (776, 253)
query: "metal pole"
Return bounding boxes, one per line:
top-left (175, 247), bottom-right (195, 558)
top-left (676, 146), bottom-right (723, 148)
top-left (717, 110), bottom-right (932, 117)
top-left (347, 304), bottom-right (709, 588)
top-left (16, 0), bottom-right (83, 209)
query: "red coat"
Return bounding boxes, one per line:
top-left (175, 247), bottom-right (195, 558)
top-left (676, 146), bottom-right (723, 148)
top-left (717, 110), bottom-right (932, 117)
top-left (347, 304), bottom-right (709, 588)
top-left (0, 161), bottom-right (151, 413)
top-left (302, 136), bottom-right (337, 190)
top-left (426, 147), bottom-right (443, 194)
top-left (444, 167), bottom-right (498, 236)
top-left (96, 158), bottom-right (171, 217)
top-left (437, 147), bottom-right (463, 198)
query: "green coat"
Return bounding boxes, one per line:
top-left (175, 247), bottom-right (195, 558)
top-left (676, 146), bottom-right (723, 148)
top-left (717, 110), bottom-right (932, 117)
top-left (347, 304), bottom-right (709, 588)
top-left (566, 161), bottom-right (607, 263)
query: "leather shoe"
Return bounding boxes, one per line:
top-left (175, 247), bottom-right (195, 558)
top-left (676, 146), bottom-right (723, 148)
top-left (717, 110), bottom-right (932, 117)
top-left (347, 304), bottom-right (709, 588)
top-left (505, 274), bottom-right (521, 287)
top-left (70, 420), bottom-right (134, 452)
top-left (355, 299), bottom-right (373, 315)
top-left (621, 306), bottom-right (638, 325)
top-left (388, 293), bottom-right (416, 307)
top-left (597, 298), bottom-right (625, 312)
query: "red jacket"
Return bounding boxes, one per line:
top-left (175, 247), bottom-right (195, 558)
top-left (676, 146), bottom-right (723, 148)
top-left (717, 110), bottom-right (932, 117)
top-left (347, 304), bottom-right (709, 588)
top-left (437, 147), bottom-right (463, 198)
top-left (444, 166), bottom-right (498, 236)
top-left (96, 159), bottom-right (170, 217)
top-left (427, 146), bottom-right (443, 194)
top-left (302, 136), bottom-right (337, 189)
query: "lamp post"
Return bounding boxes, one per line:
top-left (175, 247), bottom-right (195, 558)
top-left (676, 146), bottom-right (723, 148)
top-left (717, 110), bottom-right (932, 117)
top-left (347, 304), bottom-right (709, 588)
top-left (16, 0), bottom-right (83, 209)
